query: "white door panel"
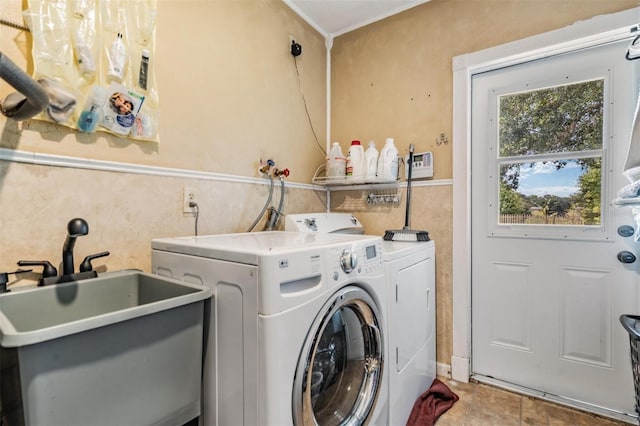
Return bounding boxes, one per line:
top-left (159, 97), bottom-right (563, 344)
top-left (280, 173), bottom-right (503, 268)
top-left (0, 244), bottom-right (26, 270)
top-left (472, 39), bottom-right (640, 415)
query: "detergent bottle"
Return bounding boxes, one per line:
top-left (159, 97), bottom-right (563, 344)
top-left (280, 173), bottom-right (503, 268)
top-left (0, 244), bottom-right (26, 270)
top-left (346, 140), bottom-right (365, 181)
top-left (364, 140), bottom-right (379, 180)
top-left (377, 138), bottom-right (399, 181)
top-left (326, 142), bottom-right (346, 179)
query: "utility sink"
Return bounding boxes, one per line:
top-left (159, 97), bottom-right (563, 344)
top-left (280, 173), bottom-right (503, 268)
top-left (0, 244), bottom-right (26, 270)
top-left (0, 270), bottom-right (212, 425)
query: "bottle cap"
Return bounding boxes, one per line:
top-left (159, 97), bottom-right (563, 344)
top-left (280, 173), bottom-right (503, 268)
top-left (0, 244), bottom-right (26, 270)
top-left (351, 140), bottom-right (361, 145)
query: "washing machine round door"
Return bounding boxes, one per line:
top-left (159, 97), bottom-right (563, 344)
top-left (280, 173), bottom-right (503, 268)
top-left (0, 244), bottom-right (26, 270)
top-left (292, 285), bottom-right (384, 426)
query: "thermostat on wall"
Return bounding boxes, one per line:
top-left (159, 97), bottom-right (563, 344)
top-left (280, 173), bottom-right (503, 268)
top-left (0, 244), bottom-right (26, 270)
top-left (405, 151), bottom-right (433, 179)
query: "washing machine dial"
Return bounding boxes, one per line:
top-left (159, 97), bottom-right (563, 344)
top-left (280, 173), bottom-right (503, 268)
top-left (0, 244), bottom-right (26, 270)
top-left (340, 249), bottom-right (358, 273)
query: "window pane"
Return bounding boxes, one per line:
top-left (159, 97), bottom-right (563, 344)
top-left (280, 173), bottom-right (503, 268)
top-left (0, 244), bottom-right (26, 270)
top-left (499, 158), bottom-right (601, 226)
top-left (499, 80), bottom-right (604, 157)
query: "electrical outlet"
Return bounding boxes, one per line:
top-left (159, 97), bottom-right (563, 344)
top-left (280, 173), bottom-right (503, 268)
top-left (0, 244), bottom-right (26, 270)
top-left (289, 35), bottom-right (302, 57)
top-left (183, 187), bottom-right (196, 213)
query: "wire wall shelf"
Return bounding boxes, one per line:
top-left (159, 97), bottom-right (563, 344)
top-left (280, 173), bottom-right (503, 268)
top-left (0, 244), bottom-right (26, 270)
top-left (366, 191), bottom-right (402, 205)
top-left (312, 163), bottom-right (403, 208)
top-left (312, 175), bottom-right (400, 189)
top-left (330, 190), bottom-right (403, 211)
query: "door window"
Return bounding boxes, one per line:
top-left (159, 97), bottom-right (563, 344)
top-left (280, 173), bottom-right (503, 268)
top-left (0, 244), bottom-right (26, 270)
top-left (485, 71), bottom-right (611, 240)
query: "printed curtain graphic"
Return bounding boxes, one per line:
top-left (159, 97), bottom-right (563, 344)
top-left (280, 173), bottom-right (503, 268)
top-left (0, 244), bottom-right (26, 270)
top-left (24, 0), bottom-right (159, 141)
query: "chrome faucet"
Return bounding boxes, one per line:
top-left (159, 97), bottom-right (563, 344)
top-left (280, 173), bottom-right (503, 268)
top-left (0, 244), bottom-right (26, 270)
top-left (62, 218), bottom-right (89, 276)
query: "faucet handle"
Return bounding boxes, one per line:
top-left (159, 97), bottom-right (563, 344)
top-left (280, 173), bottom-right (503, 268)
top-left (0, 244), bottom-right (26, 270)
top-left (17, 260), bottom-right (58, 278)
top-left (80, 251), bottom-right (110, 272)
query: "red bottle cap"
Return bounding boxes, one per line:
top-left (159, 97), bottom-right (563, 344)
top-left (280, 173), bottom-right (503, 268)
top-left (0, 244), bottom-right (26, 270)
top-left (351, 140), bottom-right (361, 145)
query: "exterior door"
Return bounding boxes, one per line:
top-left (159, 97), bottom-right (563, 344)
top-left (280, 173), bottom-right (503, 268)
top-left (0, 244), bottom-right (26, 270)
top-left (471, 39), bottom-right (640, 416)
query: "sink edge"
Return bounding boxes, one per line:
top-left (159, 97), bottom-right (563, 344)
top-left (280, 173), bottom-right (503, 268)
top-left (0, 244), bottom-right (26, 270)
top-left (0, 271), bottom-right (212, 348)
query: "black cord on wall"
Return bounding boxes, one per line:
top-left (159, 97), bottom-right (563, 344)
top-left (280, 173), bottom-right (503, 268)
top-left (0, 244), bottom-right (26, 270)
top-left (189, 202), bottom-right (199, 236)
top-left (293, 55), bottom-right (326, 156)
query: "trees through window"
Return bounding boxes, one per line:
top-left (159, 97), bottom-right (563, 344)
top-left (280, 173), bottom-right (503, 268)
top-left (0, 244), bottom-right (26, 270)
top-left (497, 79), bottom-right (604, 225)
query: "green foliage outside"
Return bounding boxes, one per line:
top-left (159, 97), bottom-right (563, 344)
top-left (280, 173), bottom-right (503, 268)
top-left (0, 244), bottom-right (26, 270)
top-left (499, 182), bottom-right (527, 215)
top-left (498, 80), bottom-right (603, 225)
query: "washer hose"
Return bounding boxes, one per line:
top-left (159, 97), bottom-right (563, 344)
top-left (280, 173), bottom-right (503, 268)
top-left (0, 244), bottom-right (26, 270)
top-left (247, 175), bottom-right (274, 232)
top-left (265, 177), bottom-right (285, 231)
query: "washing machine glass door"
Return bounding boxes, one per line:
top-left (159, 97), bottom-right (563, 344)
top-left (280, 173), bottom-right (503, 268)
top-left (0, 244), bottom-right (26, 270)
top-left (292, 286), bottom-right (384, 426)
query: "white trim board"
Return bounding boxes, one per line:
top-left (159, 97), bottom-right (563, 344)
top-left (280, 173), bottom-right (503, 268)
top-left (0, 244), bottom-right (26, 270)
top-left (451, 5), bottom-right (640, 384)
top-left (0, 147), bottom-right (314, 190)
top-left (0, 147), bottom-right (453, 190)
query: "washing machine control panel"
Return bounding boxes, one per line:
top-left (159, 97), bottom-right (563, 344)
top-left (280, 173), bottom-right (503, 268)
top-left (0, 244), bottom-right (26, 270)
top-left (332, 240), bottom-right (383, 279)
top-left (340, 249), bottom-right (358, 273)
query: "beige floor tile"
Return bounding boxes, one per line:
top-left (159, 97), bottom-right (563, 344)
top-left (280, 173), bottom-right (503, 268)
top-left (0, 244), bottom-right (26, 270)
top-left (573, 411), bottom-right (627, 426)
top-left (543, 401), bottom-right (579, 426)
top-left (434, 400), bottom-right (472, 426)
top-left (443, 378), bottom-right (476, 401)
top-left (521, 396), bottom-right (549, 426)
top-left (434, 377), bottom-right (630, 426)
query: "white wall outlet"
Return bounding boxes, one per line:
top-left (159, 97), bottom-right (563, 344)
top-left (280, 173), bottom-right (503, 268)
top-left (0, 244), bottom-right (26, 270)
top-left (183, 187), bottom-right (196, 213)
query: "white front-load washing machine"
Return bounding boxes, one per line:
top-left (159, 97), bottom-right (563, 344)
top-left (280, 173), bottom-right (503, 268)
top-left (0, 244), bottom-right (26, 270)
top-left (151, 231), bottom-right (389, 426)
top-left (286, 213), bottom-right (437, 425)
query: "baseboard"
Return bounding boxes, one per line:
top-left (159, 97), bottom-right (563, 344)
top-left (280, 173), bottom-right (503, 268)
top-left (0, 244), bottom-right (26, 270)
top-left (436, 362), bottom-right (451, 378)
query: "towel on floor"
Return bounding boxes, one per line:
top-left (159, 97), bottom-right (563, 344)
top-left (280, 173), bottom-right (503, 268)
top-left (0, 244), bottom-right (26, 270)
top-left (406, 378), bottom-right (459, 426)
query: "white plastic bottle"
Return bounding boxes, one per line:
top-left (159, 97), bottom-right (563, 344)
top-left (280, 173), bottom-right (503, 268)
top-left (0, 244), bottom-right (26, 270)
top-left (346, 140), bottom-right (365, 181)
top-left (364, 140), bottom-right (379, 180)
top-left (377, 137), bottom-right (399, 181)
top-left (326, 142), bottom-right (346, 180)
top-left (107, 33), bottom-right (127, 81)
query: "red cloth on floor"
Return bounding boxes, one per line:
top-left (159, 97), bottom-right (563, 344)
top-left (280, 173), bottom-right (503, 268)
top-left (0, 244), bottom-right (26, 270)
top-left (406, 378), bottom-right (460, 426)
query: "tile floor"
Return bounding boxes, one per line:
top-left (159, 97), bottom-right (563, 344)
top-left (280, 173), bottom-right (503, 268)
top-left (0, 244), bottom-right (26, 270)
top-left (435, 377), bottom-right (632, 426)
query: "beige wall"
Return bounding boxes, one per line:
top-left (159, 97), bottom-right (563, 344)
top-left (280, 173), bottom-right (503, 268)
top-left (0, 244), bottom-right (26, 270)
top-left (2, 0), bottom-right (639, 370)
top-left (330, 0), bottom-right (638, 367)
top-left (0, 0), bottom-right (327, 286)
top-left (1, 0), bottom-right (326, 180)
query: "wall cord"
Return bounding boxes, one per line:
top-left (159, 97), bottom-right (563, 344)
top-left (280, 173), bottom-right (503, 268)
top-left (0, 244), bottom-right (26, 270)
top-left (294, 55), bottom-right (325, 156)
top-left (189, 201), bottom-right (199, 236)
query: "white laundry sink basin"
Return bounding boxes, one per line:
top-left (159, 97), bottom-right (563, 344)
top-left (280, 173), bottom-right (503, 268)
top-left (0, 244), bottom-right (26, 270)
top-left (0, 270), bottom-right (212, 425)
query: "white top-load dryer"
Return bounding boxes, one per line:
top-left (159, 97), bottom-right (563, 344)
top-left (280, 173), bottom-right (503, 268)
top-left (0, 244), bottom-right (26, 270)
top-left (151, 231), bottom-right (389, 426)
top-left (286, 213), bottom-right (437, 425)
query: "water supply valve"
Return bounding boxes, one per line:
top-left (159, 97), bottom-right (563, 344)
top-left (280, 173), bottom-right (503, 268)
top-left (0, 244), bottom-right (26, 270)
top-left (273, 168), bottom-right (290, 178)
top-left (259, 159), bottom-right (276, 176)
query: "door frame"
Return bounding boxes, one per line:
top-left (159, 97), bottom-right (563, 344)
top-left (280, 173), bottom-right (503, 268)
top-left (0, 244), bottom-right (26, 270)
top-left (451, 6), bottom-right (640, 383)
